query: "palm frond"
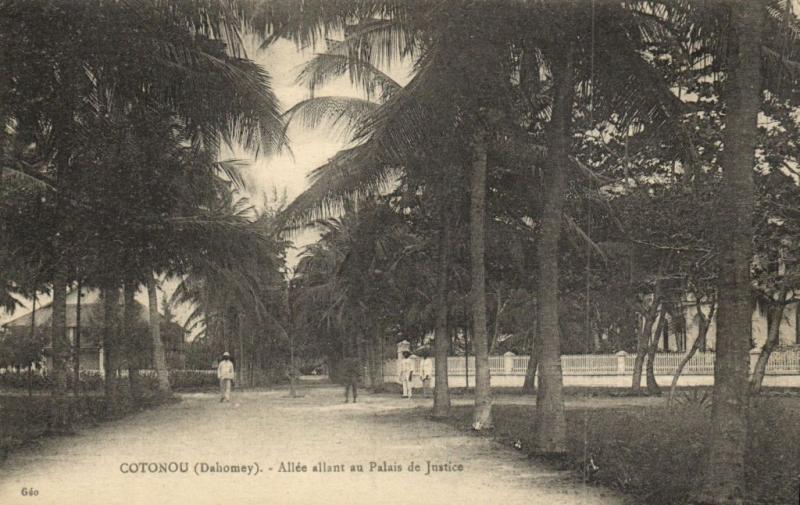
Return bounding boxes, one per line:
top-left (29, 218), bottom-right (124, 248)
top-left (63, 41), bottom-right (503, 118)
top-left (215, 159), bottom-right (251, 192)
top-left (297, 51), bottom-right (402, 102)
top-left (282, 96), bottom-right (379, 139)
top-left (277, 142), bottom-right (400, 229)
top-left (147, 35), bottom-right (288, 156)
top-left (0, 161), bottom-right (54, 191)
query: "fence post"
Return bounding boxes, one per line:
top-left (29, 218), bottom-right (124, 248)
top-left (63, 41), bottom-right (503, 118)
top-left (503, 352), bottom-right (515, 375)
top-left (616, 351), bottom-right (627, 374)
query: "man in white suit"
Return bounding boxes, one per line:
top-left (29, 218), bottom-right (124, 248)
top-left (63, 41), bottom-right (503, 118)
top-left (217, 352), bottom-right (235, 402)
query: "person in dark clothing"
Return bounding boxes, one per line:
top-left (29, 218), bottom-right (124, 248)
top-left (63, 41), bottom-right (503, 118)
top-left (341, 356), bottom-right (361, 403)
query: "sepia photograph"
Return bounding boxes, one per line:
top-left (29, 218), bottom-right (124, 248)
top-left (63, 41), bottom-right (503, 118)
top-left (0, 1), bottom-right (799, 504)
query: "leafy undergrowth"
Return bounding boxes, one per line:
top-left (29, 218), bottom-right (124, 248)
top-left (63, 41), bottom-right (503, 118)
top-left (0, 390), bottom-right (177, 466)
top-left (445, 396), bottom-right (800, 505)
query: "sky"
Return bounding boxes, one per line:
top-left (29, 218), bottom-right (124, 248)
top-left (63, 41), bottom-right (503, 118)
top-left (228, 35), bottom-right (412, 268)
top-left (228, 36), bottom-right (359, 268)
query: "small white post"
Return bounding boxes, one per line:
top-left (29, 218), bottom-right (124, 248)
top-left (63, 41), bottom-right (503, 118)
top-left (503, 351), bottom-right (515, 374)
top-left (616, 351), bottom-right (627, 374)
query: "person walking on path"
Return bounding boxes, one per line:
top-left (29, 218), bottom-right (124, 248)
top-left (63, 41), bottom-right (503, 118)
top-left (217, 352), bottom-right (235, 402)
top-left (341, 356), bottom-right (361, 403)
top-left (399, 351), bottom-right (414, 399)
top-left (419, 351), bottom-right (433, 398)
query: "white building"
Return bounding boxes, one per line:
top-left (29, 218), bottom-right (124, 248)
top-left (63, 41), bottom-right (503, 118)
top-left (656, 297), bottom-right (799, 352)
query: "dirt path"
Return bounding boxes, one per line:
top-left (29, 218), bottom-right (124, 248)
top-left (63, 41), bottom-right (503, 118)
top-left (0, 385), bottom-right (622, 505)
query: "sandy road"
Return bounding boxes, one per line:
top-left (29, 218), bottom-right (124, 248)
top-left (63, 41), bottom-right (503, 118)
top-left (0, 384), bottom-right (622, 505)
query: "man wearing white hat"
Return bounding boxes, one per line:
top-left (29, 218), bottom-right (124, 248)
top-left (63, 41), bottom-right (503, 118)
top-left (217, 352), bottom-right (235, 402)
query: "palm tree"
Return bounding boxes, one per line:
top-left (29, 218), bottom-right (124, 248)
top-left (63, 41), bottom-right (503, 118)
top-left (170, 191), bottom-right (290, 387)
top-left (272, 2), bottom-right (514, 428)
top-left (1, 0), bottom-right (287, 417)
top-left (272, 17), bottom-right (463, 407)
top-left (531, 36), bottom-right (576, 452)
top-left (147, 275), bottom-right (171, 395)
top-left (693, 2), bottom-right (764, 502)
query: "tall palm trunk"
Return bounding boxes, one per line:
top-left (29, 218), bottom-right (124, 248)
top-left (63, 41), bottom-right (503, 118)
top-left (102, 286), bottom-right (119, 409)
top-left (372, 321), bottom-right (384, 387)
top-left (28, 294), bottom-right (36, 397)
top-left (751, 290), bottom-right (788, 394)
top-left (237, 313), bottom-right (245, 387)
top-left (50, 269), bottom-right (71, 432)
top-left (73, 279), bottom-right (81, 397)
top-left (469, 127), bottom-right (492, 430)
top-left (694, 3), bottom-right (762, 502)
top-left (463, 300), bottom-right (470, 389)
top-left (123, 281), bottom-right (141, 400)
top-left (363, 324), bottom-right (374, 388)
top-left (533, 46), bottom-right (574, 455)
top-left (433, 208), bottom-right (452, 418)
top-left (49, 133), bottom-right (72, 430)
top-left (147, 275), bottom-right (171, 395)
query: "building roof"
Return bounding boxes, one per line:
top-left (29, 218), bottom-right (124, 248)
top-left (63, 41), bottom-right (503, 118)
top-left (3, 287), bottom-right (180, 331)
top-left (4, 301), bottom-right (149, 329)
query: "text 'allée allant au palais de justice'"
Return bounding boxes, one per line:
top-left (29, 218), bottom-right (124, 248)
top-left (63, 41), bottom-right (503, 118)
top-left (118, 460), bottom-right (464, 477)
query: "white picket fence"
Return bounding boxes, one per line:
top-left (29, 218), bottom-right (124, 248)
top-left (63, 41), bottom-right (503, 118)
top-left (386, 349), bottom-right (800, 382)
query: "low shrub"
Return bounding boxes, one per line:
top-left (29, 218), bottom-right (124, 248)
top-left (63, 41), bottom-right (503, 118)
top-left (0, 370), bottom-right (106, 392)
top-left (169, 370), bottom-right (218, 390)
top-left (0, 392), bottom-right (176, 465)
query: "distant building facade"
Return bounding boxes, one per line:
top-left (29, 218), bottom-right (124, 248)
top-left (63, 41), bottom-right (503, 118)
top-left (653, 296), bottom-right (800, 352)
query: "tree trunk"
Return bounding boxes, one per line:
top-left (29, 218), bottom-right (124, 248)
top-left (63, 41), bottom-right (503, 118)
top-left (669, 300), bottom-right (715, 406)
top-left (102, 286), bottom-right (119, 410)
top-left (488, 287), bottom-right (505, 355)
top-left (49, 269), bottom-right (72, 432)
top-left (469, 127), bottom-right (492, 431)
top-left (147, 275), bottom-right (171, 395)
top-left (237, 313), bottom-right (245, 388)
top-left (355, 330), bottom-right (365, 393)
top-left (522, 324), bottom-right (540, 394)
top-left (533, 46), bottom-right (574, 455)
top-left (694, 3), bottom-right (761, 503)
top-left (750, 294), bottom-right (787, 394)
top-left (433, 209), bottom-right (452, 418)
top-left (29, 294), bottom-right (37, 398)
top-left (645, 308), bottom-right (666, 396)
top-left (522, 299), bottom-right (539, 394)
top-left (464, 305), bottom-right (470, 389)
top-left (632, 299), bottom-right (659, 394)
top-left (373, 321), bottom-right (384, 387)
top-left (73, 280), bottom-right (82, 397)
top-left (123, 281), bottom-right (141, 401)
top-left (363, 324), bottom-right (374, 388)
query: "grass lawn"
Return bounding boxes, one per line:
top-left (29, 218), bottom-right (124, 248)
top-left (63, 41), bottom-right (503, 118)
top-left (444, 394), bottom-right (800, 505)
